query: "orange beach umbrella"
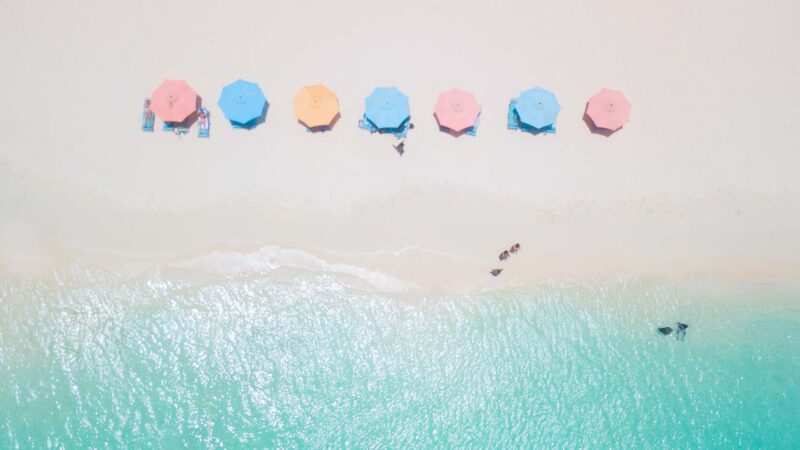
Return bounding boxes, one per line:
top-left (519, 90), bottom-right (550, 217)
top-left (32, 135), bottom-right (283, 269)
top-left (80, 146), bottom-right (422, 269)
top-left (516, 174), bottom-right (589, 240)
top-left (150, 80), bottom-right (198, 123)
top-left (293, 84), bottom-right (339, 128)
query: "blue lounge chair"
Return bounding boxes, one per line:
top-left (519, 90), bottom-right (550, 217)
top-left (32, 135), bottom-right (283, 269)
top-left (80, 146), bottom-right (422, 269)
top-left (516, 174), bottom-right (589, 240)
top-left (197, 107), bottom-right (210, 138)
top-left (141, 98), bottom-right (155, 132)
top-left (359, 115), bottom-right (379, 133)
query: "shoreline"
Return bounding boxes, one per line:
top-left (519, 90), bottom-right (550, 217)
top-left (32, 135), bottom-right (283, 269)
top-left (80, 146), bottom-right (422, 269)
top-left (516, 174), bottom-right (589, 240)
top-left (3, 165), bottom-right (798, 294)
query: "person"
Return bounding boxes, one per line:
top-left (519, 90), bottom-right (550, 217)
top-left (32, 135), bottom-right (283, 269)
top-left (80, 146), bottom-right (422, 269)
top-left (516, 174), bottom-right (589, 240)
top-left (490, 268), bottom-right (503, 277)
top-left (658, 327), bottom-right (673, 335)
top-left (393, 141), bottom-right (405, 156)
top-left (499, 250), bottom-right (510, 261)
top-left (510, 243), bottom-right (521, 254)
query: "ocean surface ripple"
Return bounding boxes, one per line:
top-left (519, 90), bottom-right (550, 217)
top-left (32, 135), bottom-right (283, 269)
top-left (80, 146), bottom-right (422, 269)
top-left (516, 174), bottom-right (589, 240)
top-left (1, 268), bottom-right (799, 448)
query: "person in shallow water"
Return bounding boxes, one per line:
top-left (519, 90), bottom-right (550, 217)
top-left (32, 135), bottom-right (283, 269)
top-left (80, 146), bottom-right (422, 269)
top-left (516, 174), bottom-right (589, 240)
top-left (676, 322), bottom-right (689, 340)
top-left (658, 323), bottom-right (689, 339)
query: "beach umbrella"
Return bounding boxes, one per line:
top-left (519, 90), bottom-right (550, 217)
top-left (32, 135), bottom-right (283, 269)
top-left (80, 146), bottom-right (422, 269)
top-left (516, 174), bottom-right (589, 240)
top-left (515, 87), bottom-right (560, 130)
top-left (434, 88), bottom-right (481, 133)
top-left (150, 80), bottom-right (198, 123)
top-left (293, 84), bottom-right (340, 129)
top-left (217, 79), bottom-right (268, 127)
top-left (586, 88), bottom-right (631, 131)
top-left (364, 87), bottom-right (410, 130)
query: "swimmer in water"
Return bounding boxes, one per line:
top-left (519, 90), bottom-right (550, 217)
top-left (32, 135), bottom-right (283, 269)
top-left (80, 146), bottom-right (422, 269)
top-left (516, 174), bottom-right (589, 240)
top-left (676, 322), bottom-right (688, 340)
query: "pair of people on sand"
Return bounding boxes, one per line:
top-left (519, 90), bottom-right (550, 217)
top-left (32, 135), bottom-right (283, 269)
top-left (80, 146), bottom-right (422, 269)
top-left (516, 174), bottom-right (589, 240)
top-left (491, 243), bottom-right (521, 276)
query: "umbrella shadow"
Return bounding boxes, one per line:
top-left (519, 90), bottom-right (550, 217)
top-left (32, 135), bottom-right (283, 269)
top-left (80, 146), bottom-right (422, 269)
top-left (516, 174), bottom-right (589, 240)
top-left (582, 103), bottom-right (619, 137)
top-left (434, 113), bottom-right (471, 137)
top-left (520, 126), bottom-right (552, 136)
top-left (303, 112), bottom-right (341, 133)
top-left (231, 103), bottom-right (269, 130)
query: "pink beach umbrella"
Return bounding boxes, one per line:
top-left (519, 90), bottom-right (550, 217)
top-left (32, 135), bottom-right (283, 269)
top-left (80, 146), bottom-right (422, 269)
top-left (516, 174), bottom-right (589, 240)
top-left (585, 88), bottom-right (631, 132)
top-left (150, 80), bottom-right (199, 123)
top-left (434, 88), bottom-right (481, 134)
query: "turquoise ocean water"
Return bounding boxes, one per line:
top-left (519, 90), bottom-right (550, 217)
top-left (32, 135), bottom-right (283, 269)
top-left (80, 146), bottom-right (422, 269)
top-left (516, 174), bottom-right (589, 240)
top-left (1, 267), bottom-right (799, 448)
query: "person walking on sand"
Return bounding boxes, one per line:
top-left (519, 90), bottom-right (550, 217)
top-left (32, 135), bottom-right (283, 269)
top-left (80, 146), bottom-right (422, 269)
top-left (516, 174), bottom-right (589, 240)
top-left (510, 243), bottom-right (521, 254)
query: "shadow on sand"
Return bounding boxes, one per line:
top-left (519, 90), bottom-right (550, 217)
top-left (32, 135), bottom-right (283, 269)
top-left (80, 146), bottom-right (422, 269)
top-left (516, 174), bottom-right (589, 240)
top-left (582, 102), bottom-right (620, 137)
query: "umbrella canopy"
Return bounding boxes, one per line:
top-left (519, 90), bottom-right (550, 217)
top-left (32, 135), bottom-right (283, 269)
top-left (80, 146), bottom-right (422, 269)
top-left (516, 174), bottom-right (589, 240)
top-left (515, 87), bottom-right (560, 129)
top-left (586, 88), bottom-right (631, 131)
top-left (364, 87), bottom-right (410, 130)
top-left (293, 84), bottom-right (339, 128)
top-left (434, 88), bottom-right (481, 133)
top-left (217, 79), bottom-right (267, 125)
top-left (150, 80), bottom-right (198, 123)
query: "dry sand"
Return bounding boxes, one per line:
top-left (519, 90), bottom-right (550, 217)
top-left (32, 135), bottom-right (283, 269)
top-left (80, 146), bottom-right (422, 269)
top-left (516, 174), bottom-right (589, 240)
top-left (1, 0), bottom-right (799, 293)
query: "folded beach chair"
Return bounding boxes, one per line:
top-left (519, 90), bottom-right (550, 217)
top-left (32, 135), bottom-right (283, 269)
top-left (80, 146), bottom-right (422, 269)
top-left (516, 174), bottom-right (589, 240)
top-left (141, 98), bottom-right (155, 132)
top-left (507, 99), bottom-right (520, 130)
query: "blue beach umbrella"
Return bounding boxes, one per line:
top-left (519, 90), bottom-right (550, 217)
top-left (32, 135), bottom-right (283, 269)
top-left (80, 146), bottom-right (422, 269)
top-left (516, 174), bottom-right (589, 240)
top-left (364, 87), bottom-right (410, 130)
top-left (515, 87), bottom-right (560, 130)
top-left (218, 79), bottom-right (268, 127)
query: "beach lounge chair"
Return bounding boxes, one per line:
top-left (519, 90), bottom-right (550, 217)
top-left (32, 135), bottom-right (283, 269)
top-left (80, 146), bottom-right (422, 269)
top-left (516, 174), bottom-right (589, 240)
top-left (197, 107), bottom-right (210, 138)
top-left (507, 99), bottom-right (520, 130)
top-left (141, 98), bottom-right (155, 132)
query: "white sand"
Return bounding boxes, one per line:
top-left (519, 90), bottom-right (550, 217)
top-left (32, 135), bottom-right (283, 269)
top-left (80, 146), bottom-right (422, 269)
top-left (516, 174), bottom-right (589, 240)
top-left (1, 0), bottom-right (799, 293)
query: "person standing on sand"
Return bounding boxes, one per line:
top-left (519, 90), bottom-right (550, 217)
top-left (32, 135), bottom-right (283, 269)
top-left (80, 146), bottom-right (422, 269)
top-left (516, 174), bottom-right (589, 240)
top-left (490, 268), bottom-right (503, 277)
top-left (510, 243), bottom-right (521, 254)
top-left (499, 250), bottom-right (510, 261)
